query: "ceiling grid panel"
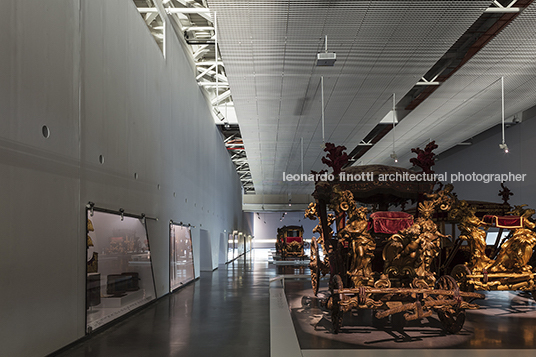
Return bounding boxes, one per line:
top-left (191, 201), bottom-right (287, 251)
top-left (360, 1), bottom-right (536, 167)
top-left (208, 0), bottom-right (493, 195)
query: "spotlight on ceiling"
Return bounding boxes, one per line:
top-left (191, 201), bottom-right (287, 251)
top-left (499, 142), bottom-right (509, 153)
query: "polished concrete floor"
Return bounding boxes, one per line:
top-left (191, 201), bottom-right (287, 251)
top-left (57, 249), bottom-right (278, 357)
top-left (55, 250), bottom-right (536, 357)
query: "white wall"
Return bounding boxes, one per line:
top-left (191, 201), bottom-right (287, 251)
top-left (435, 109), bottom-right (536, 208)
top-left (0, 1), bottom-right (247, 356)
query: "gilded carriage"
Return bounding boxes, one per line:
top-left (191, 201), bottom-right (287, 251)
top-left (275, 225), bottom-right (305, 259)
top-left (305, 142), bottom-right (536, 334)
top-left (305, 143), bottom-right (486, 334)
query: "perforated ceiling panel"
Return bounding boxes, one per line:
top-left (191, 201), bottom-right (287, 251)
top-left (360, 1), bottom-right (536, 167)
top-left (208, 0), bottom-right (491, 195)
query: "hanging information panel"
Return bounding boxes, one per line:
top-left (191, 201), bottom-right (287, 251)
top-left (170, 223), bottom-right (195, 291)
top-left (86, 209), bottom-right (156, 332)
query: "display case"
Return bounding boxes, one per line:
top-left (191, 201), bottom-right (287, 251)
top-left (226, 231), bottom-right (251, 263)
top-left (85, 208), bottom-right (156, 333)
top-left (170, 222), bottom-right (195, 291)
top-left (227, 232), bottom-right (235, 262)
top-left (237, 232), bottom-right (245, 256)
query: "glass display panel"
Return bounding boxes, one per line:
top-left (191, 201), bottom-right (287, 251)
top-left (237, 233), bottom-right (245, 256)
top-left (86, 210), bottom-right (156, 332)
top-left (227, 233), bottom-right (234, 262)
top-left (245, 235), bottom-right (251, 254)
top-left (170, 223), bottom-right (195, 291)
top-left (233, 233), bottom-right (239, 259)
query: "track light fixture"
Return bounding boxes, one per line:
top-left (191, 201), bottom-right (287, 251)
top-left (499, 142), bottom-right (509, 153)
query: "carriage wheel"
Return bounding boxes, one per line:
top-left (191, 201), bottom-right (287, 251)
top-left (330, 274), bottom-right (344, 334)
top-left (451, 264), bottom-right (473, 292)
top-left (435, 275), bottom-right (466, 334)
top-left (310, 237), bottom-right (321, 296)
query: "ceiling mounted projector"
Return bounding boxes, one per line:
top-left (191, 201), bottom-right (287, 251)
top-left (316, 35), bottom-right (336, 66)
top-left (316, 52), bottom-right (336, 66)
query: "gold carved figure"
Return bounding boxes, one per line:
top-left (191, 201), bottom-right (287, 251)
top-left (383, 200), bottom-right (448, 287)
top-left (449, 200), bottom-right (492, 272)
top-left (305, 202), bottom-right (334, 294)
top-left (489, 205), bottom-right (536, 273)
top-left (343, 206), bottom-right (376, 287)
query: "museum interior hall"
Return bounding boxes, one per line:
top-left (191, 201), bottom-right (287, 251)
top-left (2, 1), bottom-right (536, 357)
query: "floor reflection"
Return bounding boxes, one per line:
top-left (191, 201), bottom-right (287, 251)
top-left (57, 249), bottom-right (274, 357)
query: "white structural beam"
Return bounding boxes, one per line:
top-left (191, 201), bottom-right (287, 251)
top-left (416, 74), bottom-right (440, 86)
top-left (196, 64), bottom-right (216, 80)
top-left (193, 45), bottom-right (210, 60)
top-left (138, 7), bottom-right (211, 14)
top-left (184, 26), bottom-right (215, 31)
top-left (144, 11), bottom-right (158, 25)
top-left (196, 67), bottom-right (227, 82)
top-left (211, 90), bottom-right (232, 105)
top-left (485, 0), bottom-right (520, 12)
top-left (199, 81), bottom-right (229, 87)
top-left (196, 61), bottom-right (223, 66)
top-left (175, 0), bottom-right (213, 21)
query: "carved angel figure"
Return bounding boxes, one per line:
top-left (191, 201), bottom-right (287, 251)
top-left (343, 206), bottom-right (376, 287)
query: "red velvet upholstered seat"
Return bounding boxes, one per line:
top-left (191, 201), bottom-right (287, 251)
top-left (369, 211), bottom-right (414, 234)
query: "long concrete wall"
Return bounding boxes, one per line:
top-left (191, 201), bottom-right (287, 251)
top-left (0, 1), bottom-right (246, 356)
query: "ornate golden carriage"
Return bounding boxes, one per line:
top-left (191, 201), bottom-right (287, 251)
top-left (303, 142), bottom-right (536, 334)
top-left (275, 225), bottom-right (305, 259)
top-left (306, 166), bottom-right (484, 334)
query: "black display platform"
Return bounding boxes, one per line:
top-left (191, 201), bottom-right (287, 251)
top-left (284, 279), bottom-right (536, 349)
